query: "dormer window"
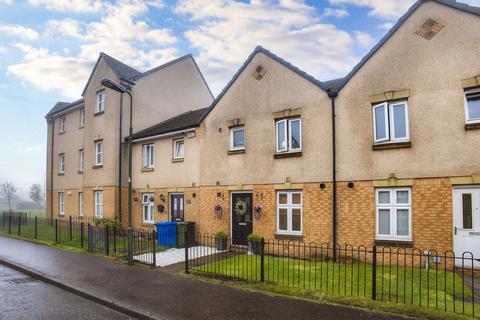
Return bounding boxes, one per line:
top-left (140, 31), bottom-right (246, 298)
top-left (96, 91), bottom-right (105, 114)
top-left (373, 101), bottom-right (409, 144)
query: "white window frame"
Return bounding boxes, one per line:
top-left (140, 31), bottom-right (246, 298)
top-left (375, 188), bottom-right (412, 241)
top-left (59, 116), bottom-right (66, 133)
top-left (95, 140), bottom-right (103, 165)
top-left (80, 108), bottom-right (85, 128)
top-left (276, 191), bottom-right (303, 235)
top-left (173, 139), bottom-right (184, 159)
top-left (464, 88), bottom-right (480, 124)
top-left (229, 126), bottom-right (245, 151)
top-left (142, 193), bottom-right (155, 223)
top-left (96, 91), bottom-right (105, 113)
top-left (275, 118), bottom-right (301, 153)
top-left (79, 149), bottom-right (84, 172)
top-left (143, 144), bottom-right (155, 168)
top-left (373, 101), bottom-right (409, 143)
top-left (59, 192), bottom-right (65, 215)
top-left (94, 191), bottom-right (104, 217)
top-left (59, 153), bottom-right (65, 174)
top-left (78, 192), bottom-right (83, 217)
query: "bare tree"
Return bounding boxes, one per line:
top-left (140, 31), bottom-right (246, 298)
top-left (0, 181), bottom-right (17, 211)
top-left (30, 183), bottom-right (42, 205)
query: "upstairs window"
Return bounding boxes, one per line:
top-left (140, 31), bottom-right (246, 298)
top-left (95, 140), bottom-right (103, 165)
top-left (229, 126), bottom-right (245, 150)
top-left (376, 188), bottom-right (412, 241)
top-left (373, 101), bottom-right (409, 143)
top-left (96, 91), bottom-right (105, 113)
top-left (465, 88), bottom-right (480, 123)
top-left (59, 117), bottom-right (66, 133)
top-left (143, 144), bottom-right (155, 168)
top-left (142, 193), bottom-right (154, 223)
top-left (59, 153), bottom-right (65, 174)
top-left (173, 139), bottom-right (184, 159)
top-left (276, 118), bottom-right (301, 153)
top-left (80, 108), bottom-right (85, 127)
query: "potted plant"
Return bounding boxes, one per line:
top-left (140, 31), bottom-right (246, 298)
top-left (247, 233), bottom-right (262, 255)
top-left (215, 230), bottom-right (228, 251)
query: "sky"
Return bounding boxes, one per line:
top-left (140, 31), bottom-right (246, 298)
top-left (0, 0), bottom-right (479, 195)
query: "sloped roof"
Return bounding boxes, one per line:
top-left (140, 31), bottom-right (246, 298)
top-left (131, 107), bottom-right (209, 140)
top-left (45, 99), bottom-right (84, 119)
top-left (101, 53), bottom-right (142, 82)
top-left (336, 0), bottom-right (480, 91)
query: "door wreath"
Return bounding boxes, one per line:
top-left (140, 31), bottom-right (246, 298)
top-left (235, 200), bottom-right (248, 215)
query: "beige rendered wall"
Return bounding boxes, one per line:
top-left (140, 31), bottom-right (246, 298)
top-left (199, 52), bottom-right (333, 186)
top-left (128, 57), bottom-right (214, 134)
top-left (335, 1), bottom-right (480, 182)
top-left (132, 130), bottom-right (201, 189)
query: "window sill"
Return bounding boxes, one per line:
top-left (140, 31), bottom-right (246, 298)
top-left (141, 167), bottom-right (154, 172)
top-left (172, 158), bottom-right (184, 163)
top-left (58, 173), bottom-right (64, 176)
top-left (94, 111), bottom-right (104, 116)
top-left (275, 233), bottom-right (303, 241)
top-left (274, 151), bottom-right (302, 159)
top-left (58, 131), bottom-right (65, 135)
top-left (228, 149), bottom-right (245, 155)
top-left (372, 141), bottom-right (411, 151)
top-left (374, 239), bottom-right (413, 247)
top-left (79, 126), bottom-right (84, 129)
top-left (78, 170), bottom-right (84, 174)
top-left (465, 122), bottom-right (480, 130)
top-left (92, 164), bottom-right (103, 169)
top-left (141, 223), bottom-right (155, 227)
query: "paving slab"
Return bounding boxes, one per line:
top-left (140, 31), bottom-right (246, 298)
top-left (0, 236), bottom-right (405, 320)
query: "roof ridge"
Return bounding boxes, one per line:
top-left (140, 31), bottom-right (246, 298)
top-left (99, 52), bottom-right (141, 75)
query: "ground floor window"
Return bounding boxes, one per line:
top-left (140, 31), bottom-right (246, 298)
top-left (59, 192), bottom-right (65, 215)
top-left (276, 191), bottom-right (302, 235)
top-left (375, 188), bottom-right (412, 241)
top-left (142, 193), bottom-right (154, 223)
top-left (79, 192), bottom-right (83, 217)
top-left (95, 191), bottom-right (103, 217)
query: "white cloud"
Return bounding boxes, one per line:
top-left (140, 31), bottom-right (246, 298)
top-left (323, 7), bottom-right (349, 18)
top-left (0, 46), bottom-right (7, 54)
top-left (8, 44), bottom-right (92, 98)
top-left (0, 0), bottom-right (13, 4)
top-left (329, 0), bottom-right (415, 19)
top-left (146, 0), bottom-right (165, 9)
top-left (9, 0), bottom-right (179, 99)
top-left (378, 22), bottom-right (394, 31)
top-left (176, 0), bottom-right (358, 94)
top-left (354, 31), bottom-right (375, 48)
top-left (0, 23), bottom-right (39, 40)
top-left (27, 0), bottom-right (104, 13)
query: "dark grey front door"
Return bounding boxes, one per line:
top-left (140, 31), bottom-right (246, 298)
top-left (231, 193), bottom-right (253, 245)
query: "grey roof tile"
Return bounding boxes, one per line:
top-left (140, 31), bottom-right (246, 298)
top-left (131, 107), bottom-right (209, 140)
top-left (45, 99), bottom-right (84, 119)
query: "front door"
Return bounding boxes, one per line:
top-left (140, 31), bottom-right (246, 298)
top-left (170, 193), bottom-right (184, 222)
top-left (231, 192), bottom-right (253, 245)
top-left (453, 188), bottom-right (480, 268)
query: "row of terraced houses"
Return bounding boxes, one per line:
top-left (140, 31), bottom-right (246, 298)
top-left (46, 0), bottom-right (480, 265)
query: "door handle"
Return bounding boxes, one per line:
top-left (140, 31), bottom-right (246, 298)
top-left (454, 226), bottom-right (457, 235)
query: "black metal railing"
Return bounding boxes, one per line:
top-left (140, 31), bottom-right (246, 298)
top-left (186, 234), bottom-right (479, 318)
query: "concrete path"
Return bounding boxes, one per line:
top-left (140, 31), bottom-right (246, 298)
top-left (0, 236), bottom-right (404, 320)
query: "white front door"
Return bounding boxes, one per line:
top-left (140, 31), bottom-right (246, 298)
top-left (453, 188), bottom-right (480, 268)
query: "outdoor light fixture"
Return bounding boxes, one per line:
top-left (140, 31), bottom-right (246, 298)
top-left (348, 182), bottom-right (355, 189)
top-left (101, 77), bottom-right (134, 265)
top-left (160, 194), bottom-right (165, 202)
top-left (320, 183), bottom-right (326, 189)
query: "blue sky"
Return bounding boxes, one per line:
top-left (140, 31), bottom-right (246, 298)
top-left (0, 0), bottom-right (479, 195)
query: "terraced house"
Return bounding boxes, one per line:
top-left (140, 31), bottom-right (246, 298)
top-left (46, 0), bottom-right (480, 265)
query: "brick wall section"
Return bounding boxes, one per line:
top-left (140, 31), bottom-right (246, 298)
top-left (197, 186), bottom-right (230, 235)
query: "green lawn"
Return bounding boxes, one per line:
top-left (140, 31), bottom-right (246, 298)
top-left (192, 253), bottom-right (479, 318)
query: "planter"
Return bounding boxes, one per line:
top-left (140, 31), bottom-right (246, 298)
top-left (248, 241), bottom-right (261, 255)
top-left (216, 237), bottom-right (227, 251)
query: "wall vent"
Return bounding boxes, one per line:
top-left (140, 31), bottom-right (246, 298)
top-left (252, 65), bottom-right (267, 81)
top-left (415, 18), bottom-right (444, 40)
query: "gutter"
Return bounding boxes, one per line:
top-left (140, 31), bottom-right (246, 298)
top-left (118, 94), bottom-right (123, 222)
top-left (131, 128), bottom-right (196, 143)
top-left (328, 90), bottom-right (338, 260)
top-left (49, 119), bottom-right (55, 221)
